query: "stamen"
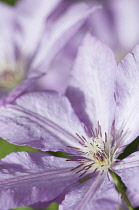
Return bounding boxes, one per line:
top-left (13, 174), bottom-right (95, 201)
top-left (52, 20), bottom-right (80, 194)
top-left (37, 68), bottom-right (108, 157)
top-left (95, 128), bottom-right (98, 136)
top-left (89, 168), bottom-right (98, 178)
top-left (76, 133), bottom-right (87, 143)
top-left (118, 145), bottom-right (127, 149)
top-left (98, 124), bottom-right (102, 137)
top-left (115, 130), bottom-right (124, 143)
top-left (79, 170), bottom-right (88, 177)
top-left (68, 123), bottom-right (124, 178)
top-left (90, 127), bottom-right (96, 138)
top-left (105, 132), bottom-right (107, 142)
top-left (101, 170), bottom-right (104, 175)
top-left (110, 121), bottom-right (115, 137)
top-left (70, 163), bottom-right (84, 171)
top-left (84, 126), bottom-right (91, 138)
top-left (67, 145), bottom-right (80, 150)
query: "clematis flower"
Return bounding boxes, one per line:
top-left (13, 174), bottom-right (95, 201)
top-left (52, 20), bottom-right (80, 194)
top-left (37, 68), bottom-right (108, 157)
top-left (0, 0), bottom-right (98, 104)
top-left (89, 0), bottom-right (139, 61)
top-left (0, 35), bottom-right (139, 209)
top-left (49, 0), bottom-right (139, 94)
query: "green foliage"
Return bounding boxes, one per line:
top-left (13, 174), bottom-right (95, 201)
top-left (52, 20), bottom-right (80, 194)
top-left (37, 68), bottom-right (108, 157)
top-left (48, 151), bottom-right (69, 158)
top-left (118, 136), bottom-right (139, 160)
top-left (109, 169), bottom-right (134, 210)
top-left (0, 0), bottom-right (18, 5)
top-left (46, 202), bottom-right (58, 210)
top-left (11, 202), bottom-right (58, 210)
top-left (0, 138), bottom-right (39, 159)
top-left (11, 207), bottom-right (33, 210)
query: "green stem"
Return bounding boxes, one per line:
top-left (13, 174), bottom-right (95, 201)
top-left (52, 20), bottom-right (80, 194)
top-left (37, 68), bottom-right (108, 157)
top-left (108, 169), bottom-right (134, 210)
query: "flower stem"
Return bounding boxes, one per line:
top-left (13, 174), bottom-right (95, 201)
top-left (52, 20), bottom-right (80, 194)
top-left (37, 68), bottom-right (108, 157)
top-left (108, 169), bottom-right (134, 210)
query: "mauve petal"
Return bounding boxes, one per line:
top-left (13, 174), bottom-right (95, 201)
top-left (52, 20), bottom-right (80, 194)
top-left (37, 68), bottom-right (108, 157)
top-left (125, 190), bottom-right (139, 209)
top-left (60, 172), bottom-right (119, 210)
top-left (31, 4), bottom-right (100, 72)
top-left (113, 152), bottom-right (139, 208)
top-left (0, 151), bottom-right (79, 210)
top-left (0, 1), bottom-right (99, 98)
top-left (115, 45), bottom-right (139, 146)
top-left (0, 34), bottom-right (18, 78)
top-left (35, 24), bottom-right (87, 94)
top-left (0, 92), bottom-right (84, 153)
top-left (110, 0), bottom-right (139, 52)
top-left (34, 49), bottom-right (73, 94)
top-left (14, 0), bottom-right (63, 59)
top-left (0, 72), bottom-right (45, 105)
top-left (89, 3), bottom-right (117, 51)
top-left (16, 0), bottom-right (62, 17)
top-left (113, 152), bottom-right (139, 171)
top-left (0, 2), bottom-right (13, 27)
top-left (66, 34), bottom-right (117, 135)
top-left (0, 4), bottom-right (16, 75)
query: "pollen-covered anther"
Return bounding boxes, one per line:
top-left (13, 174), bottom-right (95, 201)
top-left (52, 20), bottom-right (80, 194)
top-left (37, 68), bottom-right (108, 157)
top-left (68, 122), bottom-right (124, 177)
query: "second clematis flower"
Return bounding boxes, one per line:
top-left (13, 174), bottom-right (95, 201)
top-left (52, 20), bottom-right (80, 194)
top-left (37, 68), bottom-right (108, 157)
top-left (0, 35), bottom-right (139, 209)
top-left (89, 0), bottom-right (139, 61)
top-left (0, 0), bottom-right (98, 104)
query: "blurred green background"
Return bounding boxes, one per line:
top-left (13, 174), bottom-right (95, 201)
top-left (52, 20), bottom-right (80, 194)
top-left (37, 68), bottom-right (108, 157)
top-left (0, 0), bottom-right (17, 5)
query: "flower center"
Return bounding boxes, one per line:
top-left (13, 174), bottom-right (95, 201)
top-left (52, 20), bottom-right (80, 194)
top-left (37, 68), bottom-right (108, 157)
top-left (0, 58), bottom-right (26, 91)
top-left (68, 123), bottom-right (124, 177)
top-left (0, 69), bottom-right (25, 90)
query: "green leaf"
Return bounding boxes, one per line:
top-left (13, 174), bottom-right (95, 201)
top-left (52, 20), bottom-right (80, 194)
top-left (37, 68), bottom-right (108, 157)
top-left (0, 138), bottom-right (39, 159)
top-left (109, 169), bottom-right (134, 210)
top-left (118, 136), bottom-right (139, 160)
top-left (11, 202), bottom-right (58, 210)
top-left (0, 0), bottom-right (18, 5)
top-left (11, 207), bottom-right (33, 210)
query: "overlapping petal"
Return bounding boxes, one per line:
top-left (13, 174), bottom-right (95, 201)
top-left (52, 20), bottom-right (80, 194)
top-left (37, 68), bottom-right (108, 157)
top-left (0, 2), bottom-right (13, 28)
top-left (66, 34), bottom-right (117, 135)
top-left (0, 72), bottom-right (45, 105)
top-left (110, 0), bottom-right (139, 52)
top-left (115, 45), bottom-right (139, 146)
top-left (0, 92), bottom-right (84, 153)
top-left (0, 0), bottom-right (99, 102)
top-left (114, 152), bottom-right (139, 208)
top-left (60, 173), bottom-right (119, 210)
top-left (88, 2), bottom-right (117, 50)
top-left (14, 0), bottom-right (62, 58)
top-left (16, 0), bottom-right (62, 17)
top-left (0, 3), bottom-right (16, 79)
top-left (35, 23), bottom-right (88, 94)
top-left (31, 4), bottom-right (100, 72)
top-left (89, 0), bottom-right (139, 61)
top-left (0, 151), bottom-right (79, 210)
